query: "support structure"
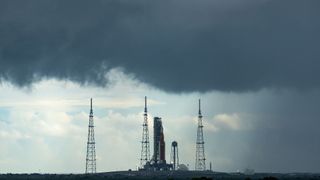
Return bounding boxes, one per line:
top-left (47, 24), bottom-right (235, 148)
top-left (140, 96), bottom-right (150, 167)
top-left (143, 116), bottom-right (172, 171)
top-left (195, 99), bottom-right (206, 171)
top-left (170, 141), bottom-right (179, 170)
top-left (85, 98), bottom-right (96, 174)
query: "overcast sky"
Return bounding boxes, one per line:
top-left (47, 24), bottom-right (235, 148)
top-left (0, 0), bottom-right (319, 174)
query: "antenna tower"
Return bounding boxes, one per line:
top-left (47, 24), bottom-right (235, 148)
top-left (85, 98), bottom-right (96, 174)
top-left (195, 99), bottom-right (206, 171)
top-left (140, 96), bottom-right (150, 167)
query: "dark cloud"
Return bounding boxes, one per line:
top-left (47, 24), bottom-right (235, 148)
top-left (0, 0), bottom-right (319, 92)
top-left (201, 90), bottom-right (320, 172)
top-left (248, 90), bottom-right (320, 172)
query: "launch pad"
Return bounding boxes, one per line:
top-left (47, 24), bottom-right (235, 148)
top-left (140, 117), bottom-right (173, 171)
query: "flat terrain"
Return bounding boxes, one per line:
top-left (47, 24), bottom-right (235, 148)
top-left (0, 171), bottom-right (319, 180)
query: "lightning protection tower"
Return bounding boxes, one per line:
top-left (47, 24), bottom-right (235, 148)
top-left (195, 99), bottom-right (206, 171)
top-left (140, 96), bottom-right (150, 167)
top-left (85, 98), bottom-right (96, 174)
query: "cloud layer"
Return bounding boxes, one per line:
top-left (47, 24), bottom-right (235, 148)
top-left (0, 72), bottom-right (320, 173)
top-left (0, 0), bottom-right (319, 92)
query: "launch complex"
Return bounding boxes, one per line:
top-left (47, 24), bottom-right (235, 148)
top-left (85, 96), bottom-right (208, 174)
top-left (139, 96), bottom-right (206, 171)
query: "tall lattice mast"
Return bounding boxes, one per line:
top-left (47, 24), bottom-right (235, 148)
top-left (195, 99), bottom-right (206, 171)
top-left (85, 98), bottom-right (96, 174)
top-left (140, 96), bottom-right (150, 167)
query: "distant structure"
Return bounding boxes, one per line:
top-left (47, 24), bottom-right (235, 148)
top-left (195, 99), bottom-right (206, 171)
top-left (142, 116), bottom-right (172, 171)
top-left (170, 141), bottom-right (179, 170)
top-left (140, 96), bottom-right (150, 167)
top-left (138, 97), bottom-right (176, 171)
top-left (153, 117), bottom-right (165, 164)
top-left (85, 98), bottom-right (96, 174)
top-left (210, 162), bottom-right (212, 171)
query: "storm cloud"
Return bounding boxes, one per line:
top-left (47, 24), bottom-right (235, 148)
top-left (0, 0), bottom-right (319, 92)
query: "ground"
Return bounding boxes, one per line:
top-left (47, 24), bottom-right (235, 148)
top-left (0, 171), bottom-right (319, 180)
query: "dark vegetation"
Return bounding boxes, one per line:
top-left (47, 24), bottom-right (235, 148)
top-left (0, 171), bottom-right (319, 180)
